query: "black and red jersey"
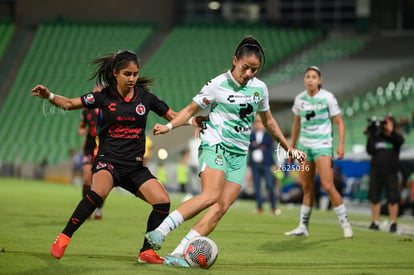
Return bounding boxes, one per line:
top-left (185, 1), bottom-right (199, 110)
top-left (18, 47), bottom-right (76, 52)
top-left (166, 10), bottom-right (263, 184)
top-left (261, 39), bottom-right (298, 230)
top-left (80, 108), bottom-right (99, 156)
top-left (80, 85), bottom-right (170, 166)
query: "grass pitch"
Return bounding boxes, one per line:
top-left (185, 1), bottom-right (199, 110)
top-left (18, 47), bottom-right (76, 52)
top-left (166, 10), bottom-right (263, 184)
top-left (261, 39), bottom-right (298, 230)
top-left (0, 177), bottom-right (413, 274)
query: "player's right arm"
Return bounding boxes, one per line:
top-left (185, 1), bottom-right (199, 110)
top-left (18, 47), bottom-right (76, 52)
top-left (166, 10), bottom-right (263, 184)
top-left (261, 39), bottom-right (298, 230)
top-left (31, 84), bottom-right (83, 110)
top-left (291, 115), bottom-right (301, 149)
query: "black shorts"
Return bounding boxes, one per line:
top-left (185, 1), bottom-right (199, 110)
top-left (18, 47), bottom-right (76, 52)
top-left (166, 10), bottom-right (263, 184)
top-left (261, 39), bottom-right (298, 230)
top-left (368, 173), bottom-right (400, 204)
top-left (92, 158), bottom-right (156, 196)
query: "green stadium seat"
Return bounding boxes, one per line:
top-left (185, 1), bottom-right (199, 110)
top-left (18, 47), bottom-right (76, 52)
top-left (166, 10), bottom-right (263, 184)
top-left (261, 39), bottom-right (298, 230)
top-left (0, 20), bottom-right (155, 164)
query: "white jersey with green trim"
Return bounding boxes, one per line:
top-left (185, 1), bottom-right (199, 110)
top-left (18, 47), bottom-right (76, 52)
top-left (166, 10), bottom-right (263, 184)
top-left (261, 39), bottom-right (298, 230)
top-left (292, 88), bottom-right (341, 149)
top-left (193, 70), bottom-right (270, 154)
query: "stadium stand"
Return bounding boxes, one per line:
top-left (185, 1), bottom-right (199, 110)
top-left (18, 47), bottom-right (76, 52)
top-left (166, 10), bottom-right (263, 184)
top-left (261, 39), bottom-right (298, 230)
top-left (262, 36), bottom-right (367, 86)
top-left (342, 75), bottom-right (414, 152)
top-left (0, 20), bottom-right (155, 164)
top-left (0, 19), bottom-right (15, 61)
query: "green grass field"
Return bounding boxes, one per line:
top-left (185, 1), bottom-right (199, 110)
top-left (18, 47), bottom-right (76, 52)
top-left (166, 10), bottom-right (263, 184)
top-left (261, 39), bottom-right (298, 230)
top-left (1, 177), bottom-right (413, 274)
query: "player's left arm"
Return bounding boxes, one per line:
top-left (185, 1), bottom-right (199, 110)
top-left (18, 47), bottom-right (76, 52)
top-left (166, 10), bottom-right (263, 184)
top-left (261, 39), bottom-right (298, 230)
top-left (332, 114), bottom-right (345, 159)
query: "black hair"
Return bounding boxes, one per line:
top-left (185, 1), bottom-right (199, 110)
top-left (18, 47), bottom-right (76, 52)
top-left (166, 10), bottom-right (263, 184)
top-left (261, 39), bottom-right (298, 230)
top-left (305, 65), bottom-right (322, 89)
top-left (305, 66), bottom-right (321, 77)
top-left (232, 35), bottom-right (266, 71)
top-left (89, 50), bottom-right (153, 88)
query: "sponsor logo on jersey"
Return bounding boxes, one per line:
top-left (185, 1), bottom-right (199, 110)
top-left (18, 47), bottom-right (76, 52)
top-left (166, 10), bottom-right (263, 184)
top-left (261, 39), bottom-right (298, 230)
top-left (84, 94), bottom-right (95, 105)
top-left (136, 104), bottom-right (146, 115)
top-left (202, 97), bottom-right (210, 105)
top-left (96, 162), bottom-right (107, 169)
top-left (108, 103), bottom-right (116, 111)
top-left (215, 155), bottom-right (223, 165)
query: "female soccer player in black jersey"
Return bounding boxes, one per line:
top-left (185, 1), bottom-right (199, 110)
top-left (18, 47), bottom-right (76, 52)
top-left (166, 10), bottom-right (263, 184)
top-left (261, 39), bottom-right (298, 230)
top-left (31, 50), bottom-right (176, 264)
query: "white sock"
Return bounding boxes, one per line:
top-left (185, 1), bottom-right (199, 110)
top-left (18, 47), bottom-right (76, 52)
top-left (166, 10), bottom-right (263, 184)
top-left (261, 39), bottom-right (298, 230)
top-left (334, 204), bottom-right (351, 228)
top-left (171, 229), bottom-right (201, 256)
top-left (156, 210), bottom-right (184, 236)
top-left (299, 205), bottom-right (312, 228)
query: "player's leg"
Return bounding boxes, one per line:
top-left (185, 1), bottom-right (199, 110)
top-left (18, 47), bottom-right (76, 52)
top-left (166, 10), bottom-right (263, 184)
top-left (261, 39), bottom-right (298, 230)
top-left (146, 166), bottom-right (226, 250)
top-left (284, 159), bottom-right (315, 236)
top-left (135, 174), bottom-right (170, 264)
top-left (51, 169), bottom-right (113, 259)
top-left (165, 180), bottom-right (241, 267)
top-left (316, 156), bottom-right (352, 238)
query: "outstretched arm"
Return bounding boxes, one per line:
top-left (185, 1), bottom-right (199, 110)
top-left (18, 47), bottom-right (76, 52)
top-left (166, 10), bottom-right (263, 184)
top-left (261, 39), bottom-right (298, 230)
top-left (153, 101), bottom-right (201, 135)
top-left (31, 85), bottom-right (84, 110)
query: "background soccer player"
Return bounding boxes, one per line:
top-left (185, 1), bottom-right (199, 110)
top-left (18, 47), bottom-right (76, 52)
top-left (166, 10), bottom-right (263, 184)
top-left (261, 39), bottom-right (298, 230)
top-left (284, 66), bottom-right (353, 238)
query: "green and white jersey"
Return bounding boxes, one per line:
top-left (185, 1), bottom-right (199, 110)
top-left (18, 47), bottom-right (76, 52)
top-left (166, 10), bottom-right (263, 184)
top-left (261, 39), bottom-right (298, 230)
top-left (193, 70), bottom-right (270, 154)
top-left (292, 88), bottom-right (341, 149)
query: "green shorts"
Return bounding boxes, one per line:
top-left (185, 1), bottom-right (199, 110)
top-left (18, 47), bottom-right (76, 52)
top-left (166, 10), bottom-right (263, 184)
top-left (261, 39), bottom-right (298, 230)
top-left (198, 144), bottom-right (247, 186)
top-left (299, 146), bottom-right (332, 163)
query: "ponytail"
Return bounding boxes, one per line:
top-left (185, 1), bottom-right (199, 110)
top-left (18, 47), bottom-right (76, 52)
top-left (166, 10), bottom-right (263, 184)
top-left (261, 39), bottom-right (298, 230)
top-left (90, 50), bottom-right (153, 89)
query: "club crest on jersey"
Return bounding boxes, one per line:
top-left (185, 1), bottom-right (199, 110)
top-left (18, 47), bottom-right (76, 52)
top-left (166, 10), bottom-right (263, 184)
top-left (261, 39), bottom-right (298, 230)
top-left (96, 162), bottom-right (107, 169)
top-left (253, 92), bottom-right (260, 104)
top-left (84, 94), bottom-right (95, 105)
top-left (215, 155), bottom-right (223, 165)
top-left (135, 104), bottom-right (146, 115)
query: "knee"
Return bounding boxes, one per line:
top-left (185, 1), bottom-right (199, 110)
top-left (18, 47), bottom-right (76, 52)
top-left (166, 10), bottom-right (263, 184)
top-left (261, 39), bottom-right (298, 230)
top-left (302, 184), bottom-right (313, 194)
top-left (199, 192), bottom-right (220, 208)
top-left (323, 184), bottom-right (338, 196)
top-left (210, 202), bottom-right (230, 219)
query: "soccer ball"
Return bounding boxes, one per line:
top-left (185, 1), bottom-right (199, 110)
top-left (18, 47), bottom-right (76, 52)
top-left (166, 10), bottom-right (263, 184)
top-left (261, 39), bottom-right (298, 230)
top-left (184, 236), bottom-right (218, 269)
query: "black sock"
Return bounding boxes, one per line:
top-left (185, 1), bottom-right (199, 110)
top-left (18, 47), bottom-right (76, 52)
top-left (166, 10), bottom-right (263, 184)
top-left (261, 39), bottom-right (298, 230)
top-left (141, 203), bottom-right (170, 252)
top-left (62, 191), bottom-right (103, 237)
top-left (82, 184), bottom-right (91, 198)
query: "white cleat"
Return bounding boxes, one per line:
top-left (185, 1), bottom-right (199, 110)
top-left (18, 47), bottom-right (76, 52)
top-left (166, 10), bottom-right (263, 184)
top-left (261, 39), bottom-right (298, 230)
top-left (284, 226), bottom-right (309, 237)
top-left (343, 226), bottom-right (353, 238)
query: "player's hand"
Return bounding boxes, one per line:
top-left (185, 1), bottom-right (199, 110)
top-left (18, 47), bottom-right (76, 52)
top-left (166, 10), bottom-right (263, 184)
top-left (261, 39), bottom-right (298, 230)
top-left (152, 123), bottom-right (170, 136)
top-left (288, 149), bottom-right (307, 163)
top-left (193, 116), bottom-right (208, 127)
top-left (31, 85), bottom-right (51, 99)
top-left (337, 146), bottom-right (344, 160)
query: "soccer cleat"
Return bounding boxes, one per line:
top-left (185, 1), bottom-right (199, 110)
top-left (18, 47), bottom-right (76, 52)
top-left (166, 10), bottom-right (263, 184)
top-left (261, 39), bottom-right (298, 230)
top-left (369, 222), bottom-right (379, 230)
top-left (390, 223), bottom-right (397, 233)
top-left (164, 254), bottom-right (190, 268)
top-left (138, 249), bottom-right (164, 264)
top-left (273, 209), bottom-right (282, 216)
top-left (50, 233), bottom-right (71, 259)
top-left (343, 225), bottom-right (353, 238)
top-left (284, 226), bottom-right (309, 236)
top-left (94, 208), bottom-right (103, 220)
top-left (145, 230), bottom-right (164, 250)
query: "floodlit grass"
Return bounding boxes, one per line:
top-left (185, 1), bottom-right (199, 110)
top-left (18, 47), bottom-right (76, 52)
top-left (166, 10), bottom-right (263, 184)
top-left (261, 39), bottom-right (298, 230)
top-left (1, 177), bottom-right (413, 274)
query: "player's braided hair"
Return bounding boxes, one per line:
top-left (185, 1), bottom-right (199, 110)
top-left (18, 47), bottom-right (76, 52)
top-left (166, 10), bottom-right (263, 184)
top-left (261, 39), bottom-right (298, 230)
top-left (90, 50), bottom-right (153, 88)
top-left (232, 35), bottom-right (266, 72)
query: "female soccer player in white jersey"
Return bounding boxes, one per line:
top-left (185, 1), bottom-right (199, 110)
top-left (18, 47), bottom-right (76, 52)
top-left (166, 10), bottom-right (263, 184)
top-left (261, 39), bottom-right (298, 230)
top-left (284, 66), bottom-right (353, 238)
top-left (146, 35), bottom-right (307, 267)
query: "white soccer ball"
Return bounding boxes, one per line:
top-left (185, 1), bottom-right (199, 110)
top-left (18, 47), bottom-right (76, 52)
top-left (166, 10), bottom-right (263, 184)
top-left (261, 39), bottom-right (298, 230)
top-left (184, 236), bottom-right (218, 269)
